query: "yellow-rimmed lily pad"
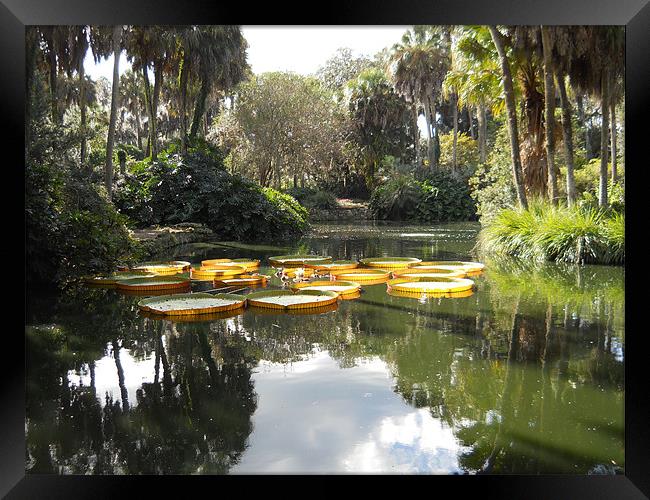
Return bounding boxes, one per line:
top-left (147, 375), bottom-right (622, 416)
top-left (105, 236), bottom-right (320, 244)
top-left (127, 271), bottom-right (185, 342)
top-left (391, 268), bottom-right (467, 279)
top-left (246, 289), bottom-right (339, 310)
top-left (290, 280), bottom-right (361, 296)
top-left (249, 301), bottom-right (339, 316)
top-left (330, 268), bottom-right (390, 283)
top-left (269, 255), bottom-right (332, 267)
top-left (191, 265), bottom-right (247, 281)
top-left (125, 260), bottom-right (192, 275)
top-left (140, 307), bottom-right (244, 322)
top-left (415, 261), bottom-right (485, 273)
top-left (214, 274), bottom-right (270, 287)
top-left (83, 271), bottom-right (156, 287)
top-left (201, 258), bottom-right (261, 271)
top-left (305, 260), bottom-right (359, 272)
top-left (138, 292), bottom-right (246, 316)
top-left (115, 275), bottom-right (191, 291)
top-left (360, 257), bottom-right (422, 269)
top-left (387, 287), bottom-right (475, 299)
top-left (387, 276), bottom-right (475, 294)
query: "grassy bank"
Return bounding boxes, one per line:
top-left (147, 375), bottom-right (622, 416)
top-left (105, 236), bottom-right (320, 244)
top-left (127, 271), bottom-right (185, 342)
top-left (477, 201), bottom-right (624, 265)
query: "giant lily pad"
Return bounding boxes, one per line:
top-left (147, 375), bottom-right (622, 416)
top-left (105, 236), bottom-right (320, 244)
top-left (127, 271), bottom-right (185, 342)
top-left (138, 292), bottom-right (246, 316)
top-left (268, 255), bottom-right (332, 267)
top-left (387, 276), bottom-right (475, 294)
top-left (359, 257), bottom-right (422, 269)
top-left (290, 280), bottom-right (361, 296)
top-left (115, 275), bottom-right (191, 291)
top-left (246, 289), bottom-right (338, 310)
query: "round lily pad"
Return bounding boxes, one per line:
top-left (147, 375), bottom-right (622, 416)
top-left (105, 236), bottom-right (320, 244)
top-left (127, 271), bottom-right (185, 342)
top-left (129, 261), bottom-right (191, 275)
top-left (415, 261), bottom-right (485, 273)
top-left (138, 292), bottom-right (246, 316)
top-left (387, 276), bottom-right (475, 294)
top-left (391, 268), bottom-right (466, 278)
top-left (246, 289), bottom-right (339, 310)
top-left (214, 274), bottom-right (270, 286)
top-left (83, 271), bottom-right (156, 287)
top-left (268, 255), bottom-right (332, 267)
top-left (290, 280), bottom-right (361, 296)
top-left (191, 265), bottom-right (247, 281)
top-left (387, 288), bottom-right (475, 299)
top-left (116, 275), bottom-right (191, 291)
top-left (305, 260), bottom-right (359, 272)
top-left (202, 258), bottom-right (261, 271)
top-left (359, 257), bottom-right (422, 269)
top-left (330, 268), bottom-right (390, 283)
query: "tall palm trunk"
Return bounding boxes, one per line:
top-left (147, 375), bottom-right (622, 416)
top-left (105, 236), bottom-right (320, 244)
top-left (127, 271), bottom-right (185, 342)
top-left (412, 104), bottom-right (420, 167)
top-left (610, 102), bottom-right (617, 182)
top-left (555, 69), bottom-right (576, 205)
top-left (134, 96), bottom-right (142, 150)
top-left (424, 96), bottom-right (436, 169)
top-left (576, 94), bottom-right (591, 159)
top-left (190, 78), bottom-right (211, 141)
top-left (79, 62), bottom-right (87, 165)
top-left (104, 25), bottom-right (121, 200)
top-left (599, 70), bottom-right (609, 207)
top-left (142, 67), bottom-right (154, 157)
top-left (452, 93), bottom-right (458, 169)
top-left (489, 26), bottom-right (528, 209)
top-left (179, 53), bottom-right (190, 155)
top-left (478, 104), bottom-right (487, 163)
top-left (26, 27), bottom-right (39, 154)
top-left (541, 26), bottom-right (558, 205)
top-left (151, 61), bottom-right (163, 161)
top-left (468, 106), bottom-right (476, 140)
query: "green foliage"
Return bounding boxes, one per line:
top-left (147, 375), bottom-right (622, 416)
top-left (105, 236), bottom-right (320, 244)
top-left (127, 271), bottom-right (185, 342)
top-left (438, 132), bottom-right (480, 169)
top-left (284, 187), bottom-right (339, 210)
top-left (468, 125), bottom-right (516, 219)
top-left (370, 171), bottom-right (476, 222)
top-left (113, 147), bottom-right (309, 241)
top-left (478, 199), bottom-right (624, 265)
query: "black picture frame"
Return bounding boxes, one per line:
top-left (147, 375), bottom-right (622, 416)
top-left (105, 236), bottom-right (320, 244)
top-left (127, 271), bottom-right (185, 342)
top-left (5, 0), bottom-right (649, 496)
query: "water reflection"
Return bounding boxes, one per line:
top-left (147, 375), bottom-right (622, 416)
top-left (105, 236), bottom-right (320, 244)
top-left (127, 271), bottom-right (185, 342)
top-left (25, 223), bottom-right (624, 474)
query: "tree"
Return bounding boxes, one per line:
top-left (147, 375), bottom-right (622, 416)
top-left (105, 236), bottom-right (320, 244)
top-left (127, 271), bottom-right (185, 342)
top-left (316, 48), bottom-right (374, 92)
top-left (489, 26), bottom-right (528, 209)
top-left (540, 26), bottom-right (558, 204)
top-left (390, 26), bottom-right (450, 170)
top-left (104, 25), bottom-right (122, 199)
top-left (347, 68), bottom-right (415, 188)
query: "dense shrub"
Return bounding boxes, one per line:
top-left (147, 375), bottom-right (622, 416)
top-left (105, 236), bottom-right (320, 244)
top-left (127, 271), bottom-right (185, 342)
top-left (284, 187), bottom-right (339, 209)
top-left (478, 199), bottom-right (624, 265)
top-left (468, 126), bottom-right (517, 220)
top-left (369, 171), bottom-right (476, 222)
top-left (438, 132), bottom-right (480, 169)
top-left (113, 148), bottom-right (309, 241)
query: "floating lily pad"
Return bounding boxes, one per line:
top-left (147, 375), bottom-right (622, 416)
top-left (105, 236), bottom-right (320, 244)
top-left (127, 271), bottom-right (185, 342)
top-left (330, 268), bottom-right (390, 283)
top-left (140, 307), bottom-right (244, 322)
top-left (387, 276), bottom-right (475, 294)
top-left (290, 280), bottom-right (361, 296)
top-left (191, 265), bottom-right (247, 281)
top-left (387, 288), bottom-right (475, 299)
top-left (305, 260), bottom-right (359, 272)
top-left (246, 289), bottom-right (339, 310)
top-left (360, 257), bottom-right (422, 269)
top-left (127, 261), bottom-right (192, 275)
top-left (268, 255), bottom-right (332, 267)
top-left (214, 274), bottom-right (270, 286)
top-left (249, 301), bottom-right (339, 316)
top-left (83, 271), bottom-right (156, 287)
top-left (391, 268), bottom-right (466, 278)
top-left (276, 267), bottom-right (315, 279)
top-left (138, 292), bottom-right (246, 316)
top-left (116, 275), bottom-right (191, 291)
top-left (415, 261), bottom-right (485, 273)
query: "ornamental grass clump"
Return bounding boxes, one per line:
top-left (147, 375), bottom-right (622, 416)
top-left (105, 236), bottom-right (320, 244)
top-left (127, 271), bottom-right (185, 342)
top-left (478, 200), bottom-right (624, 265)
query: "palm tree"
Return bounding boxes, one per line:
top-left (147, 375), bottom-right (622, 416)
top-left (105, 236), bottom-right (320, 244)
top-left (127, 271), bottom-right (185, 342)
top-left (104, 26), bottom-right (123, 199)
top-left (444, 26), bottom-right (503, 165)
top-left (390, 26), bottom-right (449, 170)
top-left (540, 26), bottom-right (558, 204)
top-left (488, 26), bottom-right (528, 209)
top-left (119, 69), bottom-right (145, 150)
top-left (568, 26), bottom-right (624, 206)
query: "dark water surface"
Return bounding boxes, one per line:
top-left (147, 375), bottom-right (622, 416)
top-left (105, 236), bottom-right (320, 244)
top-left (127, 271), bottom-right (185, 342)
top-left (25, 222), bottom-right (624, 474)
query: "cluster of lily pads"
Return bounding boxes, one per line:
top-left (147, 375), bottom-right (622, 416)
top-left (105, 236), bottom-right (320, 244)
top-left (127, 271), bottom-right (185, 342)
top-left (83, 254), bottom-right (485, 319)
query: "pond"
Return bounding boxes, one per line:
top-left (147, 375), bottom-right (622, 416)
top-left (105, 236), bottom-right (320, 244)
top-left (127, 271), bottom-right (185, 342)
top-left (25, 221), bottom-right (625, 475)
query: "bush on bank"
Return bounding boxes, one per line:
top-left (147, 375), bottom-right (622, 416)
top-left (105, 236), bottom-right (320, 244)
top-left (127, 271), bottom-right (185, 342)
top-left (477, 200), bottom-right (624, 265)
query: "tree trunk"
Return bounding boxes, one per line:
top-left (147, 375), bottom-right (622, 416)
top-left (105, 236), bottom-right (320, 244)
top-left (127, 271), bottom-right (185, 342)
top-left (25, 27), bottom-right (39, 154)
top-left (610, 102), bottom-right (617, 182)
top-left (489, 26), bottom-right (528, 209)
top-left (424, 96), bottom-right (436, 169)
top-left (452, 93), bottom-right (458, 169)
top-left (134, 95), bottom-right (142, 151)
top-left (468, 106), bottom-right (476, 140)
top-left (577, 94), bottom-right (591, 160)
top-left (179, 53), bottom-right (190, 155)
top-left (104, 25), bottom-right (121, 200)
top-left (142, 66), bottom-right (154, 157)
top-left (478, 104), bottom-right (487, 163)
top-left (190, 78), bottom-right (211, 141)
top-left (151, 60), bottom-right (163, 161)
top-left (555, 69), bottom-right (577, 206)
top-left (412, 104), bottom-right (420, 168)
top-left (78, 60), bottom-right (87, 165)
top-left (541, 26), bottom-right (558, 205)
top-left (599, 69), bottom-right (609, 207)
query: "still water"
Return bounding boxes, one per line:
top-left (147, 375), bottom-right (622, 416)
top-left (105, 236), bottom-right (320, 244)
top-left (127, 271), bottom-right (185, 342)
top-left (25, 222), bottom-right (625, 474)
